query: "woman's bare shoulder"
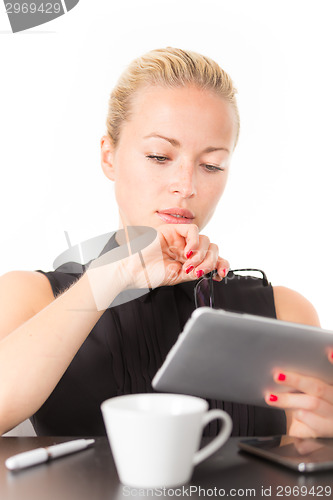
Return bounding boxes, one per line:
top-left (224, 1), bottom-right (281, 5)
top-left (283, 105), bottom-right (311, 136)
top-left (273, 286), bottom-right (320, 327)
top-left (0, 271), bottom-right (55, 339)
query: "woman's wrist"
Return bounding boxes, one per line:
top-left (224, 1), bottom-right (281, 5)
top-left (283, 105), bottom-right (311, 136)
top-left (86, 258), bottom-right (130, 311)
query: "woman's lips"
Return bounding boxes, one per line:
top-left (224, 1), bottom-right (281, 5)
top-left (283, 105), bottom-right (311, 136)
top-left (156, 208), bottom-right (194, 224)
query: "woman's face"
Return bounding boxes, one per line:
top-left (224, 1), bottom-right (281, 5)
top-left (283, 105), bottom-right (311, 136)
top-left (101, 84), bottom-right (237, 231)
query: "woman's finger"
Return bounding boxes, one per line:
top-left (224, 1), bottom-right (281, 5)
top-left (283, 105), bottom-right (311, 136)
top-left (288, 417), bottom-right (322, 439)
top-left (215, 256), bottom-right (230, 280)
top-left (156, 224), bottom-right (230, 284)
top-left (176, 224), bottom-right (201, 259)
top-left (182, 239), bottom-right (229, 279)
top-left (291, 410), bottom-right (333, 438)
top-left (272, 370), bottom-right (333, 405)
top-left (328, 350), bottom-right (333, 365)
top-left (158, 223), bottom-right (200, 261)
top-left (265, 390), bottom-right (333, 418)
top-left (183, 235), bottom-right (211, 277)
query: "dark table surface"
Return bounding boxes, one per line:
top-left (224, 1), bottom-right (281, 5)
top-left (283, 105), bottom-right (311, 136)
top-left (0, 436), bottom-right (332, 500)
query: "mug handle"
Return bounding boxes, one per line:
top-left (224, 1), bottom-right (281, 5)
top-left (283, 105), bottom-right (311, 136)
top-left (193, 409), bottom-right (233, 465)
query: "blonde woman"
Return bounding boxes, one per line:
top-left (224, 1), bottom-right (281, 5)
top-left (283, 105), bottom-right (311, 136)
top-left (0, 48), bottom-right (332, 438)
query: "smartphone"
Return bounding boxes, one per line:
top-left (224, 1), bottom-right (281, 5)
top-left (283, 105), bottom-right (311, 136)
top-left (238, 436), bottom-right (333, 472)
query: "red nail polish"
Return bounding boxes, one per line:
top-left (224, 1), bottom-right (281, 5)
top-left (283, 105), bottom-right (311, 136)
top-left (196, 269), bottom-right (204, 278)
top-left (331, 352), bottom-right (333, 360)
top-left (269, 394), bottom-right (278, 402)
top-left (277, 373), bottom-right (286, 381)
top-left (222, 268), bottom-right (227, 278)
top-left (186, 250), bottom-right (193, 259)
top-left (185, 265), bottom-right (194, 274)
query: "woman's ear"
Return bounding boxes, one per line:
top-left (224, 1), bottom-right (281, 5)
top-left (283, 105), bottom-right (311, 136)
top-left (101, 135), bottom-right (116, 181)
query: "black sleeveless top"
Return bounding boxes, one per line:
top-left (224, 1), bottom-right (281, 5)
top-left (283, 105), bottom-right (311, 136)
top-left (31, 236), bottom-right (286, 437)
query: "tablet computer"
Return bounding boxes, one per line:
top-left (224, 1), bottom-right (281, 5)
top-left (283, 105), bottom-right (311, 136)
top-left (152, 308), bottom-right (333, 407)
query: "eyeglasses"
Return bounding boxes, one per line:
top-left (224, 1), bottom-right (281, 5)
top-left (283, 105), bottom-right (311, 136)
top-left (194, 268), bottom-right (269, 309)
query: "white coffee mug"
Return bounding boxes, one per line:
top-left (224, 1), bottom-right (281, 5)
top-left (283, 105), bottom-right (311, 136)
top-left (101, 393), bottom-right (232, 488)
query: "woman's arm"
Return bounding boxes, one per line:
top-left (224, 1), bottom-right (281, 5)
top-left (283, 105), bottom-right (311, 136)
top-left (0, 267), bottom-right (124, 435)
top-left (268, 286), bottom-right (333, 437)
top-left (273, 286), bottom-right (321, 327)
top-left (0, 224), bottom-right (229, 435)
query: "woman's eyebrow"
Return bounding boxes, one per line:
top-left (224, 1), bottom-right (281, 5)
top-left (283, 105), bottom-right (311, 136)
top-left (143, 133), bottom-right (180, 147)
top-left (143, 133), bottom-right (230, 154)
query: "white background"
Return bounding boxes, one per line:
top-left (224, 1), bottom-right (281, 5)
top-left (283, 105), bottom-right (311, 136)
top-left (1, 0), bottom-right (333, 327)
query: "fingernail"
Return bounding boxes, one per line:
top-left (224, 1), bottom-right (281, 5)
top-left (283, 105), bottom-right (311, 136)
top-left (269, 394), bottom-right (278, 402)
top-left (222, 268), bottom-right (227, 278)
top-left (277, 373), bottom-right (286, 381)
top-left (196, 269), bottom-right (204, 278)
top-left (186, 250), bottom-right (193, 259)
top-left (185, 265), bottom-right (194, 274)
top-left (331, 352), bottom-right (333, 360)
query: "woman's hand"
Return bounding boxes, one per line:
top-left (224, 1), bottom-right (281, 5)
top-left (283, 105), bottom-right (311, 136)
top-left (127, 223), bottom-right (229, 289)
top-left (265, 351), bottom-right (333, 437)
top-left (86, 223), bottom-right (228, 310)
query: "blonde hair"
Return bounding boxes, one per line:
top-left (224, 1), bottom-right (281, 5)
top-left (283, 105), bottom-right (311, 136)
top-left (106, 47), bottom-right (240, 149)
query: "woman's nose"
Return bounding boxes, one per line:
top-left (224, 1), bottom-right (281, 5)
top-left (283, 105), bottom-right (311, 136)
top-left (169, 163), bottom-right (197, 198)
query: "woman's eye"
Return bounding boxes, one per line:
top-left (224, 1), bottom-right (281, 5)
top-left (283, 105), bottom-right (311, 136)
top-left (203, 164), bottom-right (225, 173)
top-left (146, 155), bottom-right (169, 163)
